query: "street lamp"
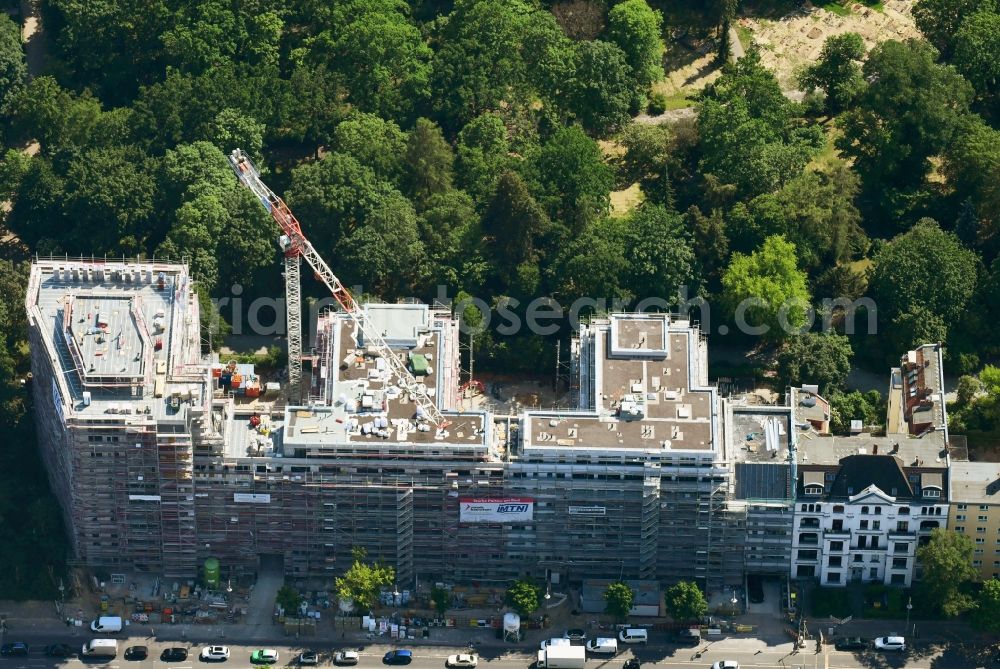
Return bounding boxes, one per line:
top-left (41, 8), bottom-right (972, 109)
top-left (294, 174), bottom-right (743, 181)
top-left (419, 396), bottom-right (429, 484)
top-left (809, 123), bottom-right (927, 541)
top-left (906, 597), bottom-right (913, 636)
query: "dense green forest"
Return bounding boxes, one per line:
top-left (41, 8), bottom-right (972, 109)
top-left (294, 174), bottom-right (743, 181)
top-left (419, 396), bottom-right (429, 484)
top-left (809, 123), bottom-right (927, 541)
top-left (0, 0), bottom-right (999, 595)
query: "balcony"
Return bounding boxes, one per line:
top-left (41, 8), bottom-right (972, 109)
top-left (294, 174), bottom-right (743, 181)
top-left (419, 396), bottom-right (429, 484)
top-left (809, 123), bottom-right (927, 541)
top-left (798, 534), bottom-right (820, 545)
top-left (824, 529), bottom-right (850, 538)
top-left (800, 519), bottom-right (820, 529)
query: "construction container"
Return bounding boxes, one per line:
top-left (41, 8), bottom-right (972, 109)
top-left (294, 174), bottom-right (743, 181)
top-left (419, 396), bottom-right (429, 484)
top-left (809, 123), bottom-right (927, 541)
top-left (211, 365), bottom-right (223, 378)
top-left (231, 374), bottom-right (243, 389)
top-left (245, 382), bottom-right (261, 398)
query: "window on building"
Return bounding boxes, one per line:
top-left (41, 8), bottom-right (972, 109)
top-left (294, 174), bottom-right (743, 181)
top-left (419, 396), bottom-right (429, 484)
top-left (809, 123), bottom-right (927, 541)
top-left (805, 485), bottom-right (823, 496)
top-left (853, 554), bottom-right (864, 563)
top-left (977, 538), bottom-right (986, 544)
top-left (872, 537), bottom-right (880, 549)
top-left (893, 558), bottom-right (907, 569)
top-left (875, 506), bottom-right (882, 515)
top-left (797, 549), bottom-right (818, 560)
top-left (826, 572), bottom-right (841, 584)
top-left (860, 520), bottom-right (869, 530)
top-left (979, 527), bottom-right (988, 534)
top-left (833, 505), bottom-right (845, 513)
top-left (924, 489), bottom-right (941, 498)
top-left (828, 556), bottom-right (842, 567)
top-left (869, 567), bottom-right (879, 579)
top-left (899, 507), bottom-right (910, 515)
top-left (894, 542), bottom-right (909, 554)
top-left (958, 504), bottom-right (968, 510)
top-left (862, 506), bottom-right (870, 515)
top-left (873, 520), bottom-right (881, 530)
top-left (974, 560), bottom-right (983, 567)
top-left (957, 514), bottom-right (967, 521)
top-left (832, 519), bottom-right (844, 531)
top-left (830, 541), bottom-right (844, 551)
top-left (896, 521), bottom-right (909, 532)
top-left (981, 505), bottom-right (990, 511)
top-left (891, 574), bottom-right (906, 584)
top-left (858, 536), bottom-right (867, 549)
top-left (956, 526), bottom-right (966, 532)
top-left (980, 516), bottom-right (990, 521)
top-left (797, 565), bottom-right (815, 578)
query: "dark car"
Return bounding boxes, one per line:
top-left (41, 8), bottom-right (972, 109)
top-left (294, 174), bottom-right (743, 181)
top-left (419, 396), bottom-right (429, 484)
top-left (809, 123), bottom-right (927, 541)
top-left (834, 637), bottom-right (867, 651)
top-left (383, 650), bottom-right (413, 665)
top-left (669, 630), bottom-right (701, 646)
top-left (1, 643), bottom-right (30, 657)
top-left (44, 644), bottom-right (75, 658)
top-left (747, 575), bottom-right (764, 604)
top-left (125, 646), bottom-right (149, 661)
top-left (162, 648), bottom-right (189, 662)
top-left (623, 660), bottom-right (640, 669)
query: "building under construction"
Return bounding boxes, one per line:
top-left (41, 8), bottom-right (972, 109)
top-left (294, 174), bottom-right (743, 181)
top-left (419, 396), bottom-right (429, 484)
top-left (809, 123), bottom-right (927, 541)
top-left (28, 259), bottom-right (749, 590)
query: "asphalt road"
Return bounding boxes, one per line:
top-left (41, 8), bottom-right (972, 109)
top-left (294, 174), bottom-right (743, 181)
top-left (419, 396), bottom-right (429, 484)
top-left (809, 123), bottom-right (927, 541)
top-left (0, 636), bottom-right (976, 669)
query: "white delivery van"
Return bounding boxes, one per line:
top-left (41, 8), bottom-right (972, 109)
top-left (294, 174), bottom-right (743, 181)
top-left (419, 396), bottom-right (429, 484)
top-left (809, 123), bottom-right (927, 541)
top-left (536, 645), bottom-right (586, 669)
top-left (585, 638), bottom-right (618, 655)
top-left (81, 639), bottom-right (118, 658)
top-left (90, 616), bottom-right (123, 633)
top-left (617, 628), bottom-right (648, 645)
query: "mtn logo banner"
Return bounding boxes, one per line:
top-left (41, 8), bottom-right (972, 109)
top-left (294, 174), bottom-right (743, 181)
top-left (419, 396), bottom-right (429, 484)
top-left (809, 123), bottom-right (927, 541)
top-left (459, 497), bottom-right (534, 523)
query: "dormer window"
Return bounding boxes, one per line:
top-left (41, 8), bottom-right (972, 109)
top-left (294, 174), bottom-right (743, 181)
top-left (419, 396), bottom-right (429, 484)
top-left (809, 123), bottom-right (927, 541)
top-left (923, 488), bottom-right (941, 499)
top-left (804, 485), bottom-right (823, 496)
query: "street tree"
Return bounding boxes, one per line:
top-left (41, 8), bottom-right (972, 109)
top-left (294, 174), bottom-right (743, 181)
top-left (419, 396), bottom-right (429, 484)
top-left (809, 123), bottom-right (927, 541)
top-left (506, 579), bottom-right (541, 617)
top-left (665, 581), bottom-right (707, 622)
top-left (606, 0), bottom-right (665, 88)
top-left (916, 529), bottom-right (977, 617)
top-left (720, 235), bottom-right (811, 341)
top-left (335, 547), bottom-right (395, 613)
top-left (974, 579), bottom-right (1000, 633)
top-left (431, 586), bottom-right (450, 616)
top-left (798, 32), bottom-right (866, 114)
top-left (604, 581), bottom-right (635, 622)
top-left (776, 332), bottom-right (853, 397)
top-left (276, 585), bottom-right (303, 613)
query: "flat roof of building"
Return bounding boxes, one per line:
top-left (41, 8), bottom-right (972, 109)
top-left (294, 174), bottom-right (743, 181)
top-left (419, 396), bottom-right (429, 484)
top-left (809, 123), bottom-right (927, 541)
top-left (27, 259), bottom-right (205, 419)
top-left (795, 433), bottom-right (948, 468)
top-left (522, 315), bottom-right (717, 452)
top-left (948, 462), bottom-right (1000, 504)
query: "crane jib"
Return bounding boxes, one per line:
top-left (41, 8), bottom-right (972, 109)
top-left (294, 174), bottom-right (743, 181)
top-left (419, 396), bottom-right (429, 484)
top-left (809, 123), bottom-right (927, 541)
top-left (226, 148), bottom-right (450, 429)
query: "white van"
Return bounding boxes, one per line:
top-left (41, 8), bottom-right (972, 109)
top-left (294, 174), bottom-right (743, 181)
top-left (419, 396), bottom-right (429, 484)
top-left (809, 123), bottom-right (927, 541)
top-left (90, 616), bottom-right (123, 633)
top-left (81, 639), bottom-right (118, 658)
top-left (585, 638), bottom-right (618, 655)
top-left (617, 628), bottom-right (648, 645)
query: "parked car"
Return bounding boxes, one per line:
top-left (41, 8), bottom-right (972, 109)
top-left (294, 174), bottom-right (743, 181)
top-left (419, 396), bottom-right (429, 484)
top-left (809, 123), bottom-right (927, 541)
top-left (124, 646), bottom-right (148, 661)
top-left (200, 646), bottom-right (230, 662)
top-left (540, 639), bottom-right (571, 651)
top-left (251, 650), bottom-right (279, 664)
top-left (383, 650), bottom-right (413, 665)
top-left (446, 654), bottom-right (478, 668)
top-left (563, 629), bottom-right (587, 642)
top-left (334, 651), bottom-right (359, 666)
top-left (298, 652), bottom-right (319, 666)
top-left (668, 629), bottom-right (700, 646)
top-left (834, 637), bottom-right (867, 651)
top-left (44, 644), bottom-right (75, 658)
top-left (623, 660), bottom-right (640, 669)
top-left (0, 643), bottom-right (30, 657)
top-left (711, 662), bottom-right (740, 669)
top-left (161, 648), bottom-right (189, 662)
top-left (874, 636), bottom-right (905, 652)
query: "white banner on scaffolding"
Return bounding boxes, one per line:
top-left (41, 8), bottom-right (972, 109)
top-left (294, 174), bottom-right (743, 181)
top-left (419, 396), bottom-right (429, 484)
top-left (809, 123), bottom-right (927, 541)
top-left (459, 497), bottom-right (533, 523)
top-left (234, 493), bottom-right (271, 504)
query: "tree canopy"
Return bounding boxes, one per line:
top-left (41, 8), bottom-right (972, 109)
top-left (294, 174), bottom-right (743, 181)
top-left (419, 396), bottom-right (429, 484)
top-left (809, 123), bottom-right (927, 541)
top-left (604, 581), bottom-right (635, 622)
top-left (916, 529), bottom-right (978, 617)
top-left (665, 581), bottom-right (708, 622)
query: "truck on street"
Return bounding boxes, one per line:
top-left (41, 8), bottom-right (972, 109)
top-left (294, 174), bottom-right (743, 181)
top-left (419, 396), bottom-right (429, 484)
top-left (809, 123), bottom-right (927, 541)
top-left (536, 645), bottom-right (586, 669)
top-left (81, 639), bottom-right (118, 658)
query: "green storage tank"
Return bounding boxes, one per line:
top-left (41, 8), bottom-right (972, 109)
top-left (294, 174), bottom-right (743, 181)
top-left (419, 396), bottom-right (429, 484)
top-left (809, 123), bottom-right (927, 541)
top-left (410, 354), bottom-right (429, 375)
top-left (204, 557), bottom-right (220, 589)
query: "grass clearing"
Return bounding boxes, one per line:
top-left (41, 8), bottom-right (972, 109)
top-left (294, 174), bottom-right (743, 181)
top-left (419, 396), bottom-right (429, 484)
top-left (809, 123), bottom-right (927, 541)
top-left (736, 25), bottom-right (754, 51)
top-left (610, 182), bottom-right (644, 218)
top-left (815, 1), bottom-right (852, 16)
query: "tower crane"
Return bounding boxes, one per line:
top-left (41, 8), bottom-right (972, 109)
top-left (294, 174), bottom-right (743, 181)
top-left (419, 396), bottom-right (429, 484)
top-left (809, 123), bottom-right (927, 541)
top-left (227, 149), bottom-right (449, 428)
